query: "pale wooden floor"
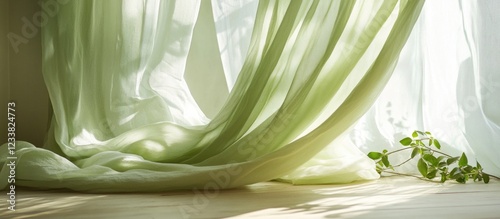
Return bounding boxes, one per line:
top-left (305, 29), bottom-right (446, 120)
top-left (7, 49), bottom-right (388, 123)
top-left (1, 176), bottom-right (499, 219)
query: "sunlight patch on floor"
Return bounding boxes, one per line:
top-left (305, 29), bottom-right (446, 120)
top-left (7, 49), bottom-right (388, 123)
top-left (227, 178), bottom-right (446, 219)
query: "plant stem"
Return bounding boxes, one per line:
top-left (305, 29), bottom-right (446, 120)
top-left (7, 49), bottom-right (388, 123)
top-left (382, 170), bottom-right (423, 179)
top-left (486, 173), bottom-right (500, 180)
top-left (392, 157), bottom-right (413, 168)
top-left (423, 146), bottom-right (452, 157)
top-left (385, 147), bottom-right (412, 156)
top-left (415, 137), bottom-right (430, 141)
top-left (381, 170), bottom-right (441, 183)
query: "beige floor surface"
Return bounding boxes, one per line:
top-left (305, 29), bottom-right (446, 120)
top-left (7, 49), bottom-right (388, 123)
top-left (1, 176), bottom-right (499, 219)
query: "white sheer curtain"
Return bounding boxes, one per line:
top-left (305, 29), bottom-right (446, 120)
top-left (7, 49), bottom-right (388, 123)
top-left (209, 0), bottom-right (500, 177)
top-left (0, 0), bottom-right (427, 192)
top-left (346, 0), bottom-right (500, 176)
top-left (10, 0), bottom-right (500, 193)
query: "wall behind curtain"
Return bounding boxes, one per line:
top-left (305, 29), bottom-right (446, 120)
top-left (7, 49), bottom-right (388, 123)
top-left (2, 0), bottom-right (49, 146)
top-left (0, 0), bottom-right (9, 145)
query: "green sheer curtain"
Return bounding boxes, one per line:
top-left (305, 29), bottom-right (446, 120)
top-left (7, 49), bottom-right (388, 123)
top-left (0, 0), bottom-right (424, 192)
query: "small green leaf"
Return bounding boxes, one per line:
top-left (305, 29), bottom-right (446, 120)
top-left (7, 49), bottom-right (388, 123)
top-left (437, 156), bottom-right (447, 162)
top-left (412, 131), bottom-right (418, 138)
top-left (433, 139), bottom-right (441, 149)
top-left (411, 147), bottom-right (419, 158)
top-left (440, 173), bottom-right (447, 182)
top-left (427, 169), bottom-right (438, 179)
top-left (416, 140), bottom-right (424, 146)
top-left (438, 161), bottom-right (447, 168)
top-left (423, 154), bottom-right (438, 166)
top-left (428, 139), bottom-right (433, 146)
top-left (368, 152), bottom-right (383, 160)
top-left (376, 163), bottom-right (383, 174)
top-left (477, 161), bottom-right (482, 169)
top-left (382, 155), bottom-right (390, 167)
top-left (459, 153), bottom-right (468, 167)
top-left (439, 166), bottom-right (448, 173)
top-left (425, 131), bottom-right (432, 135)
top-left (447, 157), bottom-right (460, 165)
top-left (400, 137), bottom-right (412, 146)
top-left (484, 174), bottom-right (490, 183)
top-left (418, 158), bottom-right (428, 177)
top-left (463, 165), bottom-right (473, 173)
top-left (451, 172), bottom-right (464, 180)
top-left (417, 131), bottom-right (425, 135)
top-left (377, 161), bottom-right (384, 169)
top-left (382, 149), bottom-right (388, 154)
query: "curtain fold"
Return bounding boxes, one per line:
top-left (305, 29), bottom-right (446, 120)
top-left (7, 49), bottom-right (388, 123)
top-left (0, 0), bottom-right (424, 192)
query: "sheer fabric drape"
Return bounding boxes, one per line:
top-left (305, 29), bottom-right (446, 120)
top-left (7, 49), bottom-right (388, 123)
top-left (346, 0), bottom-right (500, 176)
top-left (0, 0), bottom-right (424, 192)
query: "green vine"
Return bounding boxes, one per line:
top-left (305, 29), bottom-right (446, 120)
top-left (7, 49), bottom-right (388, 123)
top-left (368, 130), bottom-right (499, 183)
